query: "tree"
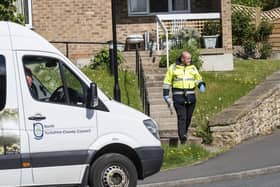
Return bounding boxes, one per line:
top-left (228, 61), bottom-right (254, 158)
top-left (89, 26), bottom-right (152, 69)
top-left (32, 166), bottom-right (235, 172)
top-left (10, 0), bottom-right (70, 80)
top-left (0, 0), bottom-right (24, 24)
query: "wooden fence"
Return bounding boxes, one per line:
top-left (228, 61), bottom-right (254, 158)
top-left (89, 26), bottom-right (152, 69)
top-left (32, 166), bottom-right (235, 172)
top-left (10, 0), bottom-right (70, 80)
top-left (232, 4), bottom-right (280, 52)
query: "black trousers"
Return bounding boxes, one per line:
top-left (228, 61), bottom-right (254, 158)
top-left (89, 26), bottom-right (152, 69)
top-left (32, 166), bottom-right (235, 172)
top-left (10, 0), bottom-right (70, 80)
top-left (173, 100), bottom-right (196, 142)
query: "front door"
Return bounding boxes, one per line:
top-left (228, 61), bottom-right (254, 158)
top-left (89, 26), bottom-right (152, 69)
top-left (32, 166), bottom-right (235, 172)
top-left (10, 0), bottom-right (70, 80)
top-left (17, 51), bottom-right (98, 185)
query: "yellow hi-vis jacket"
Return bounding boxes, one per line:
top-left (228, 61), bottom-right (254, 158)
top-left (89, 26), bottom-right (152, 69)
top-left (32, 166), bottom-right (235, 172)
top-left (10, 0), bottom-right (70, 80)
top-left (163, 63), bottom-right (204, 96)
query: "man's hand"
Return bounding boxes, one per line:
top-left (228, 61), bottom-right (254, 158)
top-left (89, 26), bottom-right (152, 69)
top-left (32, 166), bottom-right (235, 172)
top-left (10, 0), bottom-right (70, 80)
top-left (163, 96), bottom-right (171, 105)
top-left (199, 84), bottom-right (206, 93)
top-left (163, 96), bottom-right (173, 115)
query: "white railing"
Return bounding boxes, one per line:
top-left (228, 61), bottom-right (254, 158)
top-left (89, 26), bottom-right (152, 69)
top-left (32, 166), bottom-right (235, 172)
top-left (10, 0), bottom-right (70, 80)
top-left (156, 13), bottom-right (221, 68)
top-left (156, 16), bottom-right (169, 67)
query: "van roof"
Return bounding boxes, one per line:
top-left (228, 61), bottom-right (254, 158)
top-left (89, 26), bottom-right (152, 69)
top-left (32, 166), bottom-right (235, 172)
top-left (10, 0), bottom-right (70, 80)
top-left (0, 21), bottom-right (61, 55)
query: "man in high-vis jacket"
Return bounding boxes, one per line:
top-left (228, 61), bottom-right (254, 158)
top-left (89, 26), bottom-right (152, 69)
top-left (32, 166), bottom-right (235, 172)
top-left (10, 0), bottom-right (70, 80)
top-left (163, 51), bottom-right (206, 144)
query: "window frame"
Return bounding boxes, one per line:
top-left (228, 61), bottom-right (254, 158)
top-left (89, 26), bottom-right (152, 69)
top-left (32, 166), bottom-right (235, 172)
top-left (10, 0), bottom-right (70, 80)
top-left (128, 0), bottom-right (191, 15)
top-left (15, 0), bottom-right (33, 28)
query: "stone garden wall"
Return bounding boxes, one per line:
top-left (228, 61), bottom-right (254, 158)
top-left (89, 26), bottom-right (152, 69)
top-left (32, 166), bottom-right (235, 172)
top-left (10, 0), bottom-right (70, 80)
top-left (209, 71), bottom-right (280, 148)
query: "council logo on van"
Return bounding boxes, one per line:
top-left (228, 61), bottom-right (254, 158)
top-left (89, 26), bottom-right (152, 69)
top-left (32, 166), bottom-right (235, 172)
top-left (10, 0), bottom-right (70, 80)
top-left (33, 123), bottom-right (44, 140)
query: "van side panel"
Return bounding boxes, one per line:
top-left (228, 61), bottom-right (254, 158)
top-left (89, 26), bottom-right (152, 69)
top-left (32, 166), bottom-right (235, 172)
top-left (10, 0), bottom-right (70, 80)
top-left (0, 51), bottom-right (21, 186)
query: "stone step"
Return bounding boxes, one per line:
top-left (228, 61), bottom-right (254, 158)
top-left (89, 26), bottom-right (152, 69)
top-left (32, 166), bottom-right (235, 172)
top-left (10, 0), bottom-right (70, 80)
top-left (147, 86), bottom-right (163, 93)
top-left (160, 127), bottom-right (203, 146)
top-left (145, 74), bottom-right (166, 81)
top-left (147, 91), bottom-right (163, 97)
top-left (146, 81), bottom-right (164, 87)
top-left (149, 98), bottom-right (166, 105)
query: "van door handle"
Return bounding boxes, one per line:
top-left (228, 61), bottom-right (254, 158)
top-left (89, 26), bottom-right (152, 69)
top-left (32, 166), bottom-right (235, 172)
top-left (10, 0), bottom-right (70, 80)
top-left (28, 114), bottom-right (46, 121)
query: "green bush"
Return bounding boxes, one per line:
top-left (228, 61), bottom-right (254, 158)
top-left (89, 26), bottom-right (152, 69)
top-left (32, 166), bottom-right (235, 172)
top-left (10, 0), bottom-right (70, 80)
top-left (90, 47), bottom-right (125, 69)
top-left (260, 42), bottom-right (272, 59)
top-left (160, 39), bottom-right (202, 69)
top-left (243, 40), bottom-right (256, 58)
top-left (255, 21), bottom-right (273, 42)
top-left (202, 21), bottom-right (221, 36)
top-left (160, 28), bottom-right (202, 69)
top-left (232, 11), bottom-right (255, 46)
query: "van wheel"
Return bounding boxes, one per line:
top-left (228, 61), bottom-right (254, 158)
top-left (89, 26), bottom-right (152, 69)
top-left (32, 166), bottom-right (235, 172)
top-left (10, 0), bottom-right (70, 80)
top-left (89, 153), bottom-right (137, 187)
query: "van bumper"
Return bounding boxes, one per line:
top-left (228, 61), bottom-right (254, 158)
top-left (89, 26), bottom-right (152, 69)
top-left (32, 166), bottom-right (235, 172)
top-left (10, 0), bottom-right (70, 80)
top-left (135, 146), bottom-right (164, 179)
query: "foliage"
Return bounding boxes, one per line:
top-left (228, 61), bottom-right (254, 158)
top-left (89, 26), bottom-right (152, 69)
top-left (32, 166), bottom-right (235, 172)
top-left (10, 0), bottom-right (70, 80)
top-left (232, 11), bottom-right (273, 59)
top-left (232, 0), bottom-right (262, 7)
top-left (259, 42), bottom-right (272, 59)
top-left (90, 47), bottom-right (125, 69)
top-left (255, 21), bottom-right (273, 42)
top-left (202, 21), bottom-right (222, 36)
top-left (232, 0), bottom-right (280, 10)
top-left (0, 0), bottom-right (24, 24)
top-left (82, 65), bottom-right (142, 111)
top-left (193, 59), bottom-right (280, 143)
top-left (232, 11), bottom-right (255, 46)
top-left (243, 40), bottom-right (256, 58)
top-left (162, 143), bottom-right (214, 169)
top-left (174, 27), bottom-right (201, 41)
top-left (160, 28), bottom-right (203, 69)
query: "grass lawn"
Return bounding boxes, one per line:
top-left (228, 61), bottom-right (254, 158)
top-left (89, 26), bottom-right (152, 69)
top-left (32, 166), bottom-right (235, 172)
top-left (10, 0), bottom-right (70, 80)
top-left (82, 65), bottom-right (142, 112)
top-left (193, 59), bottom-right (280, 142)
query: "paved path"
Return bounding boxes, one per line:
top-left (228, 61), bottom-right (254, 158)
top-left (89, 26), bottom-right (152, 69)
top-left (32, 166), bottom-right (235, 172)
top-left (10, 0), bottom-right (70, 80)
top-left (138, 129), bottom-right (280, 186)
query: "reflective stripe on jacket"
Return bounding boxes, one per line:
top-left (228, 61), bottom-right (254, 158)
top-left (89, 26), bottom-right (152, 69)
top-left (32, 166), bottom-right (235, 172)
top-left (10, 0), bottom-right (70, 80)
top-left (163, 62), bottom-right (204, 96)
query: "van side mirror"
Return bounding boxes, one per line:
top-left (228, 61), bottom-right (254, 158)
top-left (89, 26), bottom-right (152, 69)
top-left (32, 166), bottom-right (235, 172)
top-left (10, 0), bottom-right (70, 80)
top-left (87, 82), bottom-right (98, 108)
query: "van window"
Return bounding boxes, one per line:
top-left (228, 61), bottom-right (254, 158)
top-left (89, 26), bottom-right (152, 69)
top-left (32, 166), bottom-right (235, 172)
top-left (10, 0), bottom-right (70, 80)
top-left (0, 55), bottom-right (6, 111)
top-left (23, 56), bottom-right (86, 106)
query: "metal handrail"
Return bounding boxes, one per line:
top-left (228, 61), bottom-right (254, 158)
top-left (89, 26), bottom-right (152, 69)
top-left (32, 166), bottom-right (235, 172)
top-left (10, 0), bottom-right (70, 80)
top-left (136, 45), bottom-right (150, 116)
top-left (50, 41), bottom-right (110, 58)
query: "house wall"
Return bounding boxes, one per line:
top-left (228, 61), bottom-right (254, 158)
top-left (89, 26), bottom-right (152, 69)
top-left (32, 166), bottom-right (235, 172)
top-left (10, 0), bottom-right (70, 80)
top-left (31, 0), bottom-right (232, 60)
top-left (32, 0), bottom-right (113, 60)
top-left (221, 0), bottom-right (232, 53)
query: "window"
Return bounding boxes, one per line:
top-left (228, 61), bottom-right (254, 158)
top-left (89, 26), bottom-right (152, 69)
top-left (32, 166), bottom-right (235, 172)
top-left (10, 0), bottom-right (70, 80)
top-left (0, 55), bottom-right (6, 111)
top-left (128, 0), bottom-right (190, 15)
top-left (172, 0), bottom-right (190, 11)
top-left (15, 0), bottom-right (32, 28)
top-left (23, 56), bottom-right (86, 106)
top-left (150, 0), bottom-right (168, 13)
top-left (128, 0), bottom-right (148, 14)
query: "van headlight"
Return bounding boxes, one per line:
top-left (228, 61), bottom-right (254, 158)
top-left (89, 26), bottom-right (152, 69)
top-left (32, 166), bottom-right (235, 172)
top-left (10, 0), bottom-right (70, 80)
top-left (143, 119), bottom-right (160, 140)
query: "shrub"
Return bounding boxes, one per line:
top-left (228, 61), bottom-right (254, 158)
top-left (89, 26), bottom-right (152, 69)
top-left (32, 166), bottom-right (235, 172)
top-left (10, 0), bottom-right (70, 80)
top-left (259, 42), bottom-right (272, 59)
top-left (90, 47), bottom-right (125, 69)
top-left (255, 21), bottom-right (273, 42)
top-left (202, 21), bottom-right (221, 36)
top-left (232, 11), bottom-right (255, 46)
top-left (243, 40), bottom-right (256, 58)
top-left (160, 28), bottom-right (202, 69)
top-left (160, 38), bottom-right (202, 69)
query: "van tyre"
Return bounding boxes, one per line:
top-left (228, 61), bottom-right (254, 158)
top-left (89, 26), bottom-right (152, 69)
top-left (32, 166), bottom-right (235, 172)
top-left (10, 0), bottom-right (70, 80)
top-left (89, 153), bottom-right (137, 187)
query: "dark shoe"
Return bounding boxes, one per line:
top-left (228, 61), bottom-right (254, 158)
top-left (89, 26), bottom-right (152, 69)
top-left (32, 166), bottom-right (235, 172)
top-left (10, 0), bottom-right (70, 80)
top-left (180, 140), bottom-right (186, 144)
top-left (180, 136), bottom-right (187, 144)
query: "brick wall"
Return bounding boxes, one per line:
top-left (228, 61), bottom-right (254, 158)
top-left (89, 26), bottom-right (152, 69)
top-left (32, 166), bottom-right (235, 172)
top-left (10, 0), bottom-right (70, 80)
top-left (221, 0), bottom-right (233, 53)
top-left (116, 0), bottom-right (155, 43)
top-left (32, 0), bottom-right (113, 60)
top-left (31, 0), bottom-right (232, 59)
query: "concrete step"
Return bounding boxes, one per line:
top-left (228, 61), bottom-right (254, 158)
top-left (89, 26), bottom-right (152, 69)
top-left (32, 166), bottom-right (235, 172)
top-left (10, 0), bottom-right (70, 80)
top-left (146, 81), bottom-right (163, 87)
top-left (160, 127), bottom-right (203, 146)
top-left (147, 86), bottom-right (162, 93)
top-left (145, 74), bottom-right (166, 81)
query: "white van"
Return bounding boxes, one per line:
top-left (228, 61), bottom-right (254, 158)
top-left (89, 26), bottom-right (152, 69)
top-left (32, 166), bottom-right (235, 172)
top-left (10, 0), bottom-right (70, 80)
top-left (0, 21), bottom-right (163, 187)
